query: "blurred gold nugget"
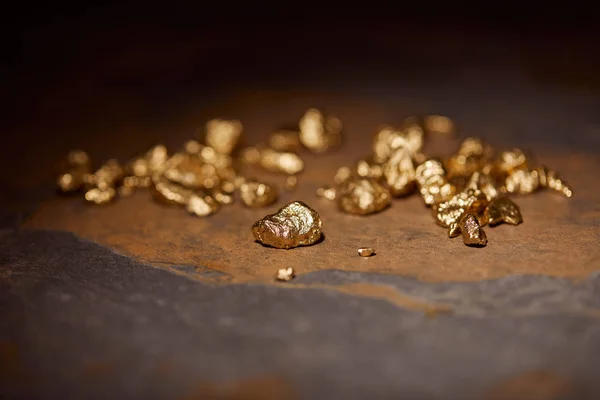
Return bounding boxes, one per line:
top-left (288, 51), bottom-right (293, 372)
top-left (205, 119), bottom-right (243, 155)
top-left (252, 201), bottom-right (322, 249)
top-left (299, 108), bottom-right (342, 153)
top-left (338, 178), bottom-right (391, 215)
top-left (57, 150), bottom-right (91, 192)
top-left (269, 130), bottom-right (301, 152)
top-left (259, 148), bottom-right (304, 175)
top-left (240, 179), bottom-right (278, 208)
top-left (316, 186), bottom-right (337, 201)
top-left (284, 176), bottom-right (298, 191)
top-left (424, 115), bottom-right (455, 136)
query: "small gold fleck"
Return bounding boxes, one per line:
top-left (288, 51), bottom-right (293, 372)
top-left (284, 175), bottom-right (298, 191)
top-left (252, 201), bottom-right (322, 249)
top-left (240, 146), bottom-right (262, 165)
top-left (275, 267), bottom-right (295, 282)
top-left (316, 186), bottom-right (337, 201)
top-left (240, 180), bottom-right (278, 208)
top-left (357, 247), bottom-right (375, 257)
top-left (151, 178), bottom-right (192, 205)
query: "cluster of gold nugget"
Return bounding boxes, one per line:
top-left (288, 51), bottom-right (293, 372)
top-left (58, 110), bottom-right (573, 249)
top-left (317, 115), bottom-right (572, 247)
top-left (57, 109), bottom-right (341, 217)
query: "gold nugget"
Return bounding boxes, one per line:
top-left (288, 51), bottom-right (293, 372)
top-left (383, 146), bottom-right (416, 197)
top-left (299, 108), bottom-right (342, 153)
top-left (57, 150), bottom-right (91, 192)
top-left (269, 130), bottom-right (301, 152)
top-left (284, 176), bottom-right (298, 191)
top-left (252, 201), bottom-right (322, 249)
top-left (84, 187), bottom-right (116, 205)
top-left (458, 213), bottom-right (488, 247)
top-left (357, 247), bottom-right (375, 257)
top-left (259, 148), bottom-right (304, 175)
top-left (205, 119), bottom-right (243, 155)
top-left (415, 159), bottom-right (455, 206)
top-left (240, 180), bottom-right (278, 208)
top-left (316, 186), bottom-right (337, 200)
top-left (338, 178), bottom-right (391, 215)
top-left (486, 196), bottom-right (523, 226)
top-left (275, 267), bottom-right (295, 281)
top-left (186, 193), bottom-right (219, 217)
top-left (424, 115), bottom-right (455, 136)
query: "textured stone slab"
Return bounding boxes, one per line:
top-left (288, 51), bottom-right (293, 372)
top-left (2, 230), bottom-right (600, 399)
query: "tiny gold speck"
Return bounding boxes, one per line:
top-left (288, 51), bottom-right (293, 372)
top-left (275, 267), bottom-right (295, 282)
top-left (357, 248), bottom-right (375, 257)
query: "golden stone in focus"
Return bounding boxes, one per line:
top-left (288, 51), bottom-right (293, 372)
top-left (240, 180), bottom-right (278, 208)
top-left (458, 213), bottom-right (488, 247)
top-left (487, 196), bottom-right (523, 226)
top-left (275, 267), bottom-right (295, 282)
top-left (205, 119), bottom-right (243, 155)
top-left (316, 186), bottom-right (337, 201)
top-left (357, 247), bottom-right (375, 257)
top-left (434, 175), bottom-right (487, 230)
top-left (252, 201), bottom-right (322, 249)
top-left (338, 178), bottom-right (391, 215)
top-left (299, 108), bottom-right (342, 153)
top-left (269, 130), bottom-right (301, 152)
top-left (284, 175), bottom-right (298, 191)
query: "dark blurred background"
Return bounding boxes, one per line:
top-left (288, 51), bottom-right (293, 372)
top-left (2, 5), bottom-right (600, 221)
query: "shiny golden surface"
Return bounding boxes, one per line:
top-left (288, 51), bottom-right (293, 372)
top-left (459, 213), bottom-right (488, 247)
top-left (205, 119), bottom-right (243, 155)
top-left (357, 247), bottom-right (375, 257)
top-left (383, 146), bottom-right (416, 197)
top-left (56, 109), bottom-right (573, 248)
top-left (275, 267), bottom-right (295, 282)
top-left (487, 197), bottom-right (523, 226)
top-left (415, 159), bottom-right (455, 206)
top-left (338, 178), bottom-right (391, 215)
top-left (240, 180), bottom-right (278, 208)
top-left (252, 201), bottom-right (322, 249)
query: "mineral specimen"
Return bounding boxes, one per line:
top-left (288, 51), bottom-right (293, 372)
top-left (252, 201), bottom-right (322, 249)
